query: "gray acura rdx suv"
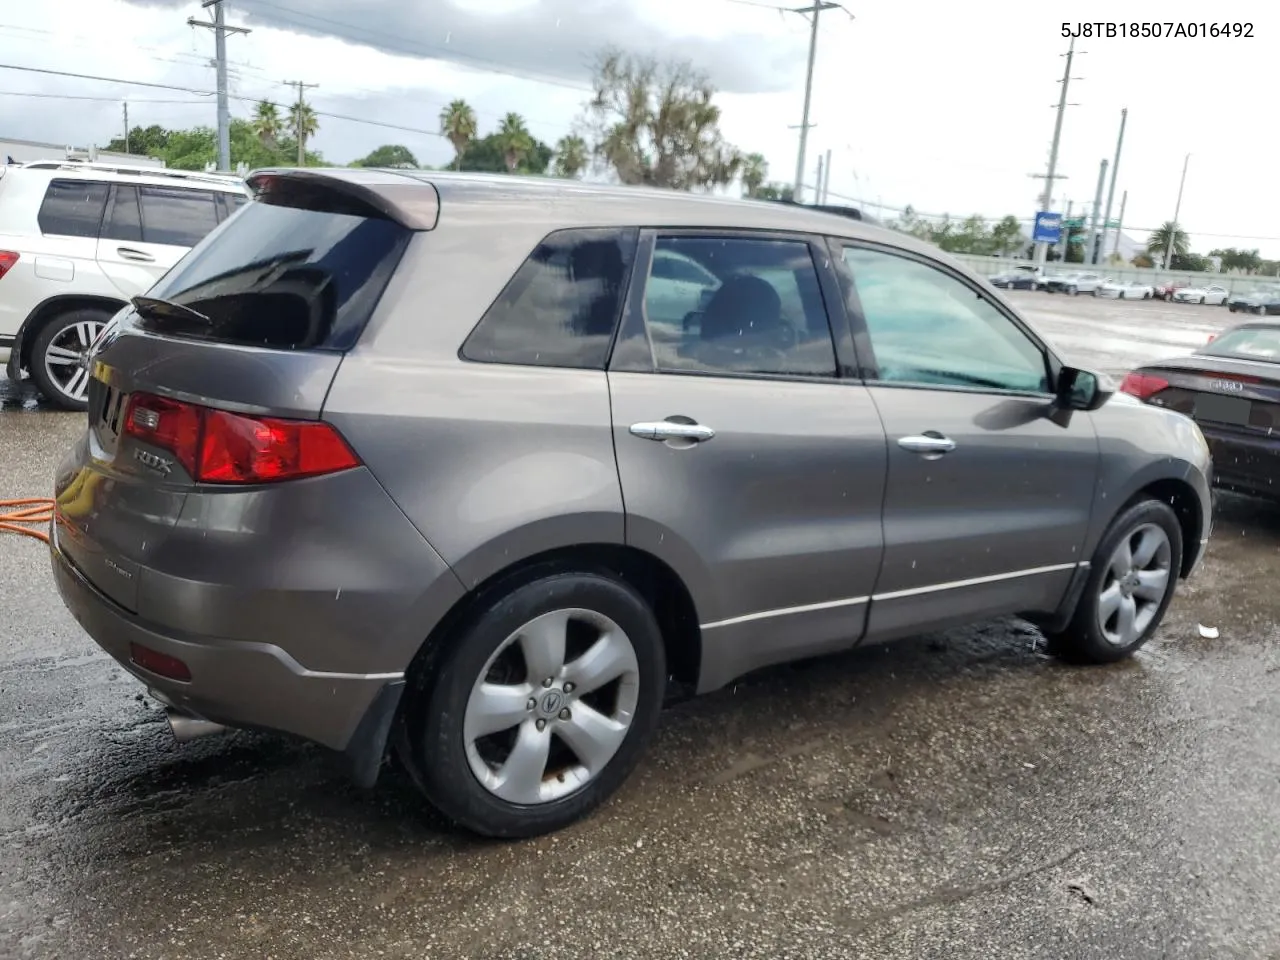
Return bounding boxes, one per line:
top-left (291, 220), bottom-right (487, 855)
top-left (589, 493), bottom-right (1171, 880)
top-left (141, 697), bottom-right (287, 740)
top-left (51, 169), bottom-right (1212, 838)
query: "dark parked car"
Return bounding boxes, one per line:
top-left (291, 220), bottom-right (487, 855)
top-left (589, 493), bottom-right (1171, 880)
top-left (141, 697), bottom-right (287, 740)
top-left (1121, 320), bottom-right (1280, 500)
top-left (51, 169), bottom-right (1212, 838)
top-left (1227, 288), bottom-right (1280, 315)
top-left (988, 266), bottom-right (1043, 290)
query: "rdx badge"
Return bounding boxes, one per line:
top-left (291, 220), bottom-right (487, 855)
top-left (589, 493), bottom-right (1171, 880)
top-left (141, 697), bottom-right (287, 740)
top-left (133, 448), bottom-right (174, 474)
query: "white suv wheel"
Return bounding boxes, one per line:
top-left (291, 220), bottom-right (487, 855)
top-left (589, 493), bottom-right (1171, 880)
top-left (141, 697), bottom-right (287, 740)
top-left (30, 309), bottom-right (109, 410)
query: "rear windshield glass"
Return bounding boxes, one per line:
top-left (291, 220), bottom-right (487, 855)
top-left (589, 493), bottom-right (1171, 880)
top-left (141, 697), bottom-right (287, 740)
top-left (1204, 326), bottom-right (1280, 361)
top-left (137, 200), bottom-right (411, 351)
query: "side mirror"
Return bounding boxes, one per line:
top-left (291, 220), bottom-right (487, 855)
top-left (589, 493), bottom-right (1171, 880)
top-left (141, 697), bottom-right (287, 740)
top-left (1056, 365), bottom-right (1115, 412)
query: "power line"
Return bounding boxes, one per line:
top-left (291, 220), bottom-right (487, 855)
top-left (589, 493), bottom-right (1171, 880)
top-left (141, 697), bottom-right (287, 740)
top-left (0, 90), bottom-right (212, 104)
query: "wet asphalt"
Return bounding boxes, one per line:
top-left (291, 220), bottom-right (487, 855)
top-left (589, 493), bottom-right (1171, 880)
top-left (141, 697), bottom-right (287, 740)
top-left (2, 294), bottom-right (1279, 959)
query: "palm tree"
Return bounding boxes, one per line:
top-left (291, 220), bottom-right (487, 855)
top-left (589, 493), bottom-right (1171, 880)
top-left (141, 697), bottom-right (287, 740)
top-left (1147, 221), bottom-right (1190, 262)
top-left (439, 99), bottom-right (478, 171)
top-left (497, 113), bottom-right (533, 173)
top-left (552, 135), bottom-right (588, 179)
top-left (253, 100), bottom-right (281, 148)
top-left (741, 152), bottom-right (768, 198)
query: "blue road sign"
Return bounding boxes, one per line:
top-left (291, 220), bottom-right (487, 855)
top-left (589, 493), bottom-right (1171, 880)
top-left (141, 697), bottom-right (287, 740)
top-left (1032, 211), bottom-right (1063, 244)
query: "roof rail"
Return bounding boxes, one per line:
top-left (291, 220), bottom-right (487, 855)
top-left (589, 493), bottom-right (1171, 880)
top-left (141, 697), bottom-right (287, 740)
top-left (759, 196), bottom-right (878, 225)
top-left (18, 159), bottom-right (244, 186)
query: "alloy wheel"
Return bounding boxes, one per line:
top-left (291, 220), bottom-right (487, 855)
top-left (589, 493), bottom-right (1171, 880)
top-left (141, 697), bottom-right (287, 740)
top-left (463, 607), bottom-right (640, 805)
top-left (1097, 522), bottom-right (1173, 647)
top-left (42, 318), bottom-right (105, 404)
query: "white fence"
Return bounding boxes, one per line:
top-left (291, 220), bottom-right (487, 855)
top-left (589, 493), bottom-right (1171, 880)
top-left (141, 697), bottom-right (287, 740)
top-left (946, 253), bottom-right (1280, 295)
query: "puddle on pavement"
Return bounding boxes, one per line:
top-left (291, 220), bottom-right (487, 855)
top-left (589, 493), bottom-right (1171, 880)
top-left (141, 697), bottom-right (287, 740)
top-left (0, 374), bottom-right (48, 412)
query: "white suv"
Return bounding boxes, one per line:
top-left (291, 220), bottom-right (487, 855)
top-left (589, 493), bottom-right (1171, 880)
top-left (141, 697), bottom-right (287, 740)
top-left (0, 160), bottom-right (250, 409)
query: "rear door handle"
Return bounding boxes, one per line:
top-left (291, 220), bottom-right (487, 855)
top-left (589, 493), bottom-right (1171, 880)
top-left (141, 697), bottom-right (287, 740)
top-left (630, 421), bottom-right (716, 442)
top-left (898, 433), bottom-right (956, 456)
top-left (117, 247), bottom-right (156, 263)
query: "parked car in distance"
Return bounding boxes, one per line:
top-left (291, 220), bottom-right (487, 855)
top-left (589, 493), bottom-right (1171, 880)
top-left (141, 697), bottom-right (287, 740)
top-left (1044, 271), bottom-right (1107, 296)
top-left (988, 264), bottom-right (1044, 290)
top-left (1120, 319), bottom-right (1280, 501)
top-left (1154, 280), bottom-right (1192, 301)
top-left (1227, 288), bottom-right (1280, 315)
top-left (51, 169), bottom-right (1213, 839)
top-left (0, 159), bottom-right (250, 409)
top-left (1097, 280), bottom-right (1154, 300)
top-left (1172, 284), bottom-right (1230, 306)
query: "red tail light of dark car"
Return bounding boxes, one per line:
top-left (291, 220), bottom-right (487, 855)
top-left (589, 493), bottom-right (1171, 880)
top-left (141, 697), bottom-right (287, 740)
top-left (1119, 372), bottom-right (1170, 401)
top-left (123, 392), bottom-right (361, 484)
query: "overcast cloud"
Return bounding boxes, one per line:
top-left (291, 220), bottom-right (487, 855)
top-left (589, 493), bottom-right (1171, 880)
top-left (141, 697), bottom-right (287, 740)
top-left (1, 0), bottom-right (1278, 256)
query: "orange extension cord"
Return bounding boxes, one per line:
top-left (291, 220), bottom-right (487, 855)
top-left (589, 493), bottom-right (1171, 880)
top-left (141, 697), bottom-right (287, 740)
top-left (0, 498), bottom-right (54, 544)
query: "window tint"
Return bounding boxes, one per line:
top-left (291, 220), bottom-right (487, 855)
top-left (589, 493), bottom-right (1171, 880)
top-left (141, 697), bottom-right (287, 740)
top-left (37, 179), bottom-right (109, 238)
top-left (640, 236), bottom-right (836, 377)
top-left (842, 246), bottom-right (1050, 393)
top-left (139, 199), bottom-right (411, 351)
top-left (101, 185), bottom-right (143, 242)
top-left (139, 186), bottom-right (221, 247)
top-left (462, 228), bottom-right (636, 369)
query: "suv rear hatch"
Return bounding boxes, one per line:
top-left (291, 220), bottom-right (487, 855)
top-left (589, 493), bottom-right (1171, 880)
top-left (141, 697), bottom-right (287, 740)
top-left (54, 170), bottom-right (434, 612)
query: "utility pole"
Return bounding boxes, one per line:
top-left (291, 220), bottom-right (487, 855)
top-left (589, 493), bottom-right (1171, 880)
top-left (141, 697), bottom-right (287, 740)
top-left (1088, 158), bottom-right (1107, 265)
top-left (821, 148), bottom-right (832, 203)
top-left (1057, 199), bottom-right (1073, 261)
top-left (1112, 190), bottom-right (1127, 259)
top-left (1100, 107), bottom-right (1126, 266)
top-left (188, 0), bottom-right (251, 173)
top-left (815, 154), bottom-right (824, 205)
top-left (1164, 153), bottom-right (1190, 271)
top-left (122, 102), bottom-right (129, 154)
top-left (1029, 37), bottom-right (1083, 267)
top-left (284, 79), bottom-right (319, 165)
top-left (787, 1), bottom-right (843, 203)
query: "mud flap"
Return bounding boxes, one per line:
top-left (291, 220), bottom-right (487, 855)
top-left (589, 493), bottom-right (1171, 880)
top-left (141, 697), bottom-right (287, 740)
top-left (342, 679), bottom-right (406, 789)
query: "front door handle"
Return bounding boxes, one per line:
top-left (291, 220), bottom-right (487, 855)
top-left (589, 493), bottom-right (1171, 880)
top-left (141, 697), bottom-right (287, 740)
top-left (630, 421), bottom-right (716, 442)
top-left (117, 247), bottom-right (156, 263)
top-left (898, 433), bottom-right (956, 456)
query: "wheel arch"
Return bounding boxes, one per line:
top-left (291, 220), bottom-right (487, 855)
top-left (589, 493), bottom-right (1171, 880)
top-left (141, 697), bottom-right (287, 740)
top-left (1126, 477), bottom-right (1203, 578)
top-left (13, 294), bottom-right (126, 372)
top-left (405, 542), bottom-right (704, 697)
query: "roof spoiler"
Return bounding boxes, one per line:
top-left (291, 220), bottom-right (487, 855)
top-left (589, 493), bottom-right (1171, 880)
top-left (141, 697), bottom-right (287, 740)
top-left (246, 168), bottom-right (441, 230)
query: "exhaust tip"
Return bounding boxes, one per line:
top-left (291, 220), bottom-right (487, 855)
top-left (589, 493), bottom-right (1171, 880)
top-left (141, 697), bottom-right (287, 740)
top-left (165, 707), bottom-right (227, 742)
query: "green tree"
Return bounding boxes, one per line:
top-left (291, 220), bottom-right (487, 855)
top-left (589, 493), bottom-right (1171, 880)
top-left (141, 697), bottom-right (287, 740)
top-left (353, 144), bottom-right (418, 168)
top-left (106, 124), bottom-right (170, 158)
top-left (584, 47), bottom-right (742, 191)
top-left (439, 99), bottom-right (478, 171)
top-left (253, 101), bottom-right (281, 149)
top-left (1131, 252), bottom-right (1155, 268)
top-left (459, 133), bottom-right (553, 175)
top-left (496, 113), bottom-right (533, 172)
top-left (755, 182), bottom-right (794, 202)
top-left (1147, 221), bottom-right (1190, 262)
top-left (1209, 247), bottom-right (1263, 273)
top-left (287, 100), bottom-right (319, 163)
top-left (741, 152), bottom-right (768, 198)
top-left (989, 215), bottom-right (1024, 256)
top-left (552, 135), bottom-right (589, 179)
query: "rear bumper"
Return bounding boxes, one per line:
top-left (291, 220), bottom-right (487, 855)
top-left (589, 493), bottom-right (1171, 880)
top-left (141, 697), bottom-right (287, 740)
top-left (51, 534), bottom-right (393, 752)
top-left (1203, 426), bottom-right (1280, 502)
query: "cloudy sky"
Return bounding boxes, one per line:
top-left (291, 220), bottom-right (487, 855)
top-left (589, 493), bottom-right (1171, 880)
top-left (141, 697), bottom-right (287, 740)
top-left (1, 0), bottom-right (1276, 256)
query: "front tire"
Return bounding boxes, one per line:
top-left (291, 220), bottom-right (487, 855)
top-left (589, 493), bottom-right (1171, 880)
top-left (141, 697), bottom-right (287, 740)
top-left (29, 308), bottom-right (111, 411)
top-left (1048, 499), bottom-right (1183, 664)
top-left (403, 571), bottom-right (667, 838)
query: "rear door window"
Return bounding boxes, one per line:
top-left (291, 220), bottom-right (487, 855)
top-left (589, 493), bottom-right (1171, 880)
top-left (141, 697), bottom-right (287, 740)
top-left (138, 186), bottom-right (221, 247)
top-left (101, 185), bottom-right (143, 242)
top-left (37, 178), bottom-right (110, 238)
top-left (461, 228), bottom-right (638, 370)
top-left (137, 198), bottom-right (412, 351)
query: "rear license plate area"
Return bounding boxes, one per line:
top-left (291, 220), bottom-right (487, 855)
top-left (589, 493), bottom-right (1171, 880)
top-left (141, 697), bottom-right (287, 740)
top-left (1196, 394), bottom-right (1250, 426)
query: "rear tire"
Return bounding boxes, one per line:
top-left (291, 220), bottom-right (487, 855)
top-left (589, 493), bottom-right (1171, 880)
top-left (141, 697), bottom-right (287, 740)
top-left (403, 571), bottom-right (667, 838)
top-left (29, 307), bottom-right (111, 411)
top-left (1047, 499), bottom-right (1183, 664)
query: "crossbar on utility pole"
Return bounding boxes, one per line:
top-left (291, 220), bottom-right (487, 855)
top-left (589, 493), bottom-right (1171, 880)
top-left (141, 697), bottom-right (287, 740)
top-left (788, 1), bottom-right (843, 204)
top-left (1099, 107), bottom-right (1126, 265)
top-left (283, 79), bottom-right (319, 166)
top-left (1164, 153), bottom-right (1190, 271)
top-left (188, 0), bottom-right (251, 173)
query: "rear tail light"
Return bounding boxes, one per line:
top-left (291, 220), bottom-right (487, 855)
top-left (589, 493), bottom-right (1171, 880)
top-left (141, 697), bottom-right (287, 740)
top-left (0, 250), bottom-right (18, 280)
top-left (1119, 372), bottom-right (1170, 401)
top-left (1207, 334), bottom-right (1216, 343)
top-left (123, 392), bottom-right (360, 484)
